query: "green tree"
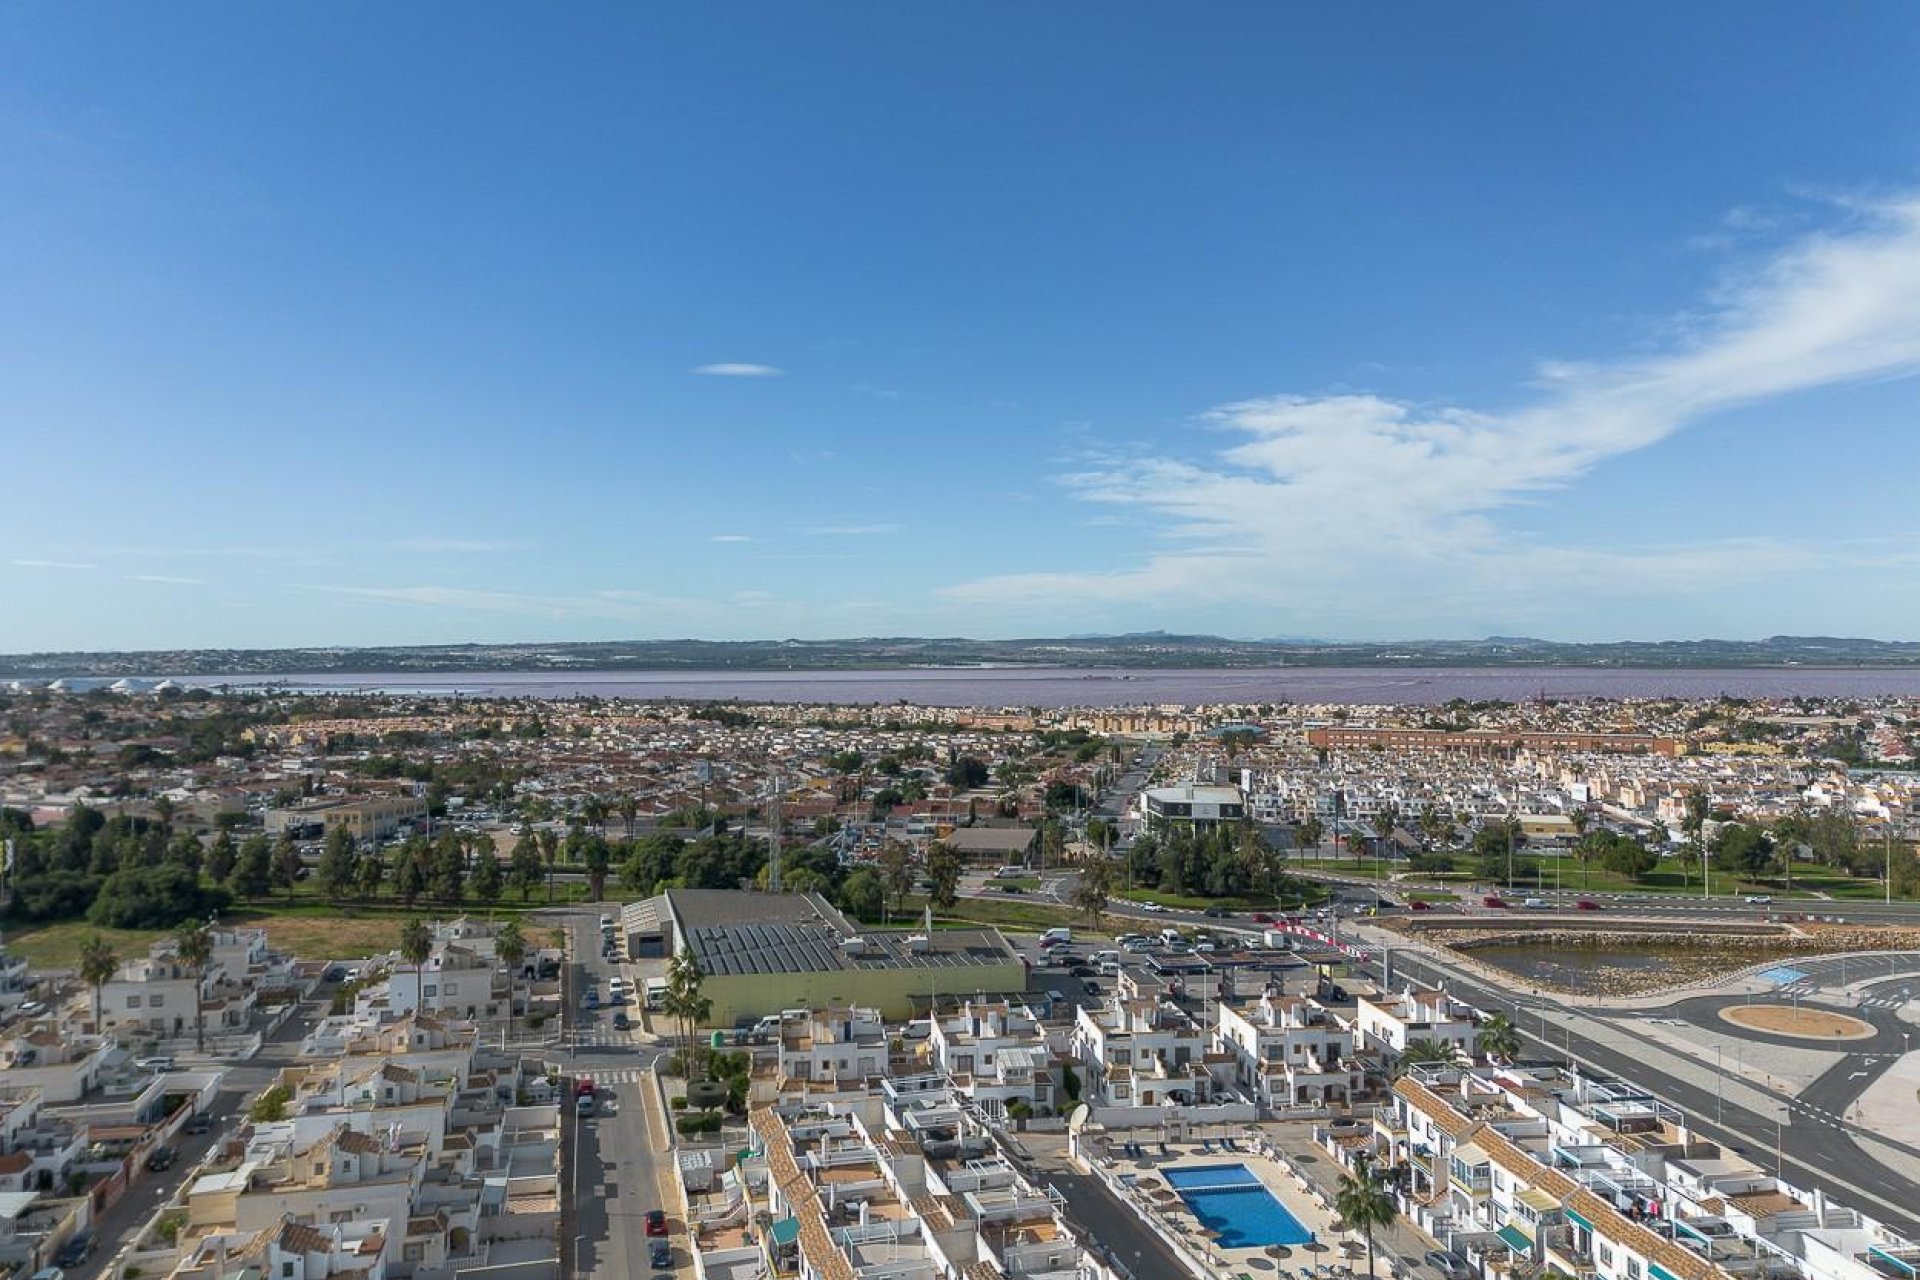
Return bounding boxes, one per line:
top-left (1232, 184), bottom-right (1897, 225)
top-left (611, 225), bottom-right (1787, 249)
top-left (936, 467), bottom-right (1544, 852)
top-left (173, 922), bottom-right (214, 1054)
top-left (355, 847), bottom-right (386, 900)
top-left (1478, 1013), bottom-right (1521, 1063)
top-left (473, 849), bottom-right (504, 906)
top-left (1072, 856), bottom-right (1114, 928)
top-left (1334, 1152), bottom-right (1399, 1280)
top-left (1297, 816), bottom-right (1325, 855)
top-left (945, 756), bottom-right (990, 789)
top-left (662, 945), bottom-right (712, 1078)
top-left (840, 867), bottom-right (886, 919)
top-left (877, 841), bottom-right (917, 922)
top-left (230, 835), bottom-right (272, 900)
top-left (495, 920), bottom-right (526, 1040)
top-left (1391, 1038), bottom-right (1458, 1078)
top-left (582, 835), bottom-right (612, 902)
top-left (270, 833), bottom-right (302, 900)
top-left (79, 933), bottom-right (119, 1033)
top-left (316, 826), bottom-right (358, 900)
top-left (925, 840), bottom-right (963, 911)
top-left (250, 1083), bottom-right (291, 1123)
top-left (206, 830), bottom-right (237, 885)
top-left (399, 917), bottom-right (433, 1012)
top-left (394, 843), bottom-right (427, 906)
top-left (509, 829), bottom-right (544, 902)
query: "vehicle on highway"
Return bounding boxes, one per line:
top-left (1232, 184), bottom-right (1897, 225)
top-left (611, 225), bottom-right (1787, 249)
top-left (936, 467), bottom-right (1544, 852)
top-left (1250, 912), bottom-right (1274, 923)
top-left (145, 1145), bottom-right (177, 1172)
top-left (1202, 906), bottom-right (1230, 918)
top-left (1576, 899), bottom-right (1602, 911)
top-left (1745, 894), bottom-right (1773, 904)
top-left (650, 1239), bottom-right (673, 1271)
top-left (1140, 902), bottom-right (1167, 913)
top-left (1481, 896), bottom-right (1508, 909)
top-left (1408, 900), bottom-right (1432, 912)
top-left (645, 1209), bottom-right (669, 1238)
top-left (1522, 897), bottom-right (1550, 909)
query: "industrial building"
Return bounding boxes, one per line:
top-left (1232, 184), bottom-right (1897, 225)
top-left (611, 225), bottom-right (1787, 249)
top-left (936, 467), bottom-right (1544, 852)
top-left (618, 889), bottom-right (1026, 1026)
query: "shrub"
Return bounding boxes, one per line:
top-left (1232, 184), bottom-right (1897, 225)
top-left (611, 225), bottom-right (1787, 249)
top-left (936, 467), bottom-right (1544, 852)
top-left (669, 1095), bottom-right (688, 1110)
top-left (675, 1113), bottom-right (722, 1137)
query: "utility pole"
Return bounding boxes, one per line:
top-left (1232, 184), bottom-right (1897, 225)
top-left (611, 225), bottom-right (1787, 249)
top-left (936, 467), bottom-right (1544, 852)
top-left (768, 772), bottom-right (782, 894)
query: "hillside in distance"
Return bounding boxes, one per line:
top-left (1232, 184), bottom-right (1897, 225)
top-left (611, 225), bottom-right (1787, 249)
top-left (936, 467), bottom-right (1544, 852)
top-left (5, 633), bottom-right (1920, 678)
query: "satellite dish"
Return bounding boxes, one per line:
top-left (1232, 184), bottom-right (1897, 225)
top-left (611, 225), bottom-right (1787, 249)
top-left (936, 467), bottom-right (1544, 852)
top-left (1066, 1103), bottom-right (1092, 1135)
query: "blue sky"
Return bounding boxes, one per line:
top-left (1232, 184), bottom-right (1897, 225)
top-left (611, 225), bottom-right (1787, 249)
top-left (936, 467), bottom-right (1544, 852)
top-left (4, 4), bottom-right (1920, 651)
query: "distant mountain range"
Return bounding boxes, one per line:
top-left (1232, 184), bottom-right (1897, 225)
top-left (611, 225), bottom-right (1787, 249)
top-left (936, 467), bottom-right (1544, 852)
top-left (5, 634), bottom-right (1920, 678)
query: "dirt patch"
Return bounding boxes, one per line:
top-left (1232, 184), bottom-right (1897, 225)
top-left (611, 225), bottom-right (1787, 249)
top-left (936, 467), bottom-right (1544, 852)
top-left (254, 916), bottom-right (412, 960)
top-left (1720, 1004), bottom-right (1876, 1041)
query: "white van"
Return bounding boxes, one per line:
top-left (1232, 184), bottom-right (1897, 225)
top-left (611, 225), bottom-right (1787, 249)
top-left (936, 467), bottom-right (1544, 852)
top-left (1159, 927), bottom-right (1184, 946)
top-left (1040, 927), bottom-right (1073, 946)
top-left (643, 977), bottom-right (667, 1009)
top-left (1090, 949), bottom-right (1120, 967)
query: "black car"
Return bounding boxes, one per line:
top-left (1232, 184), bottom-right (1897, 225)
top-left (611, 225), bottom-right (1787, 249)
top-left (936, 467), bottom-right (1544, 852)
top-left (55, 1237), bottom-right (94, 1268)
top-left (1202, 906), bottom-right (1231, 918)
top-left (650, 1239), bottom-right (673, 1270)
top-left (184, 1113), bottom-right (212, 1135)
top-left (146, 1146), bottom-right (177, 1172)
top-left (1068, 964), bottom-right (1095, 978)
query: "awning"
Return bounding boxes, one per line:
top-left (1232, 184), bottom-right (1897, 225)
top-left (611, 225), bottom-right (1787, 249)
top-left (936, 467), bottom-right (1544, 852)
top-left (769, 1217), bottom-right (801, 1247)
top-left (1566, 1208), bottom-right (1594, 1232)
top-left (1650, 1264), bottom-right (1683, 1280)
top-left (1497, 1225), bottom-right (1534, 1254)
top-left (1518, 1188), bottom-right (1561, 1213)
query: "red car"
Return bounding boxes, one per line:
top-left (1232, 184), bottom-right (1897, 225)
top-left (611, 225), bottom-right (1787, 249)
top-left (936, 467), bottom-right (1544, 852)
top-left (1251, 912), bottom-right (1274, 924)
top-left (1482, 895), bottom-right (1509, 909)
top-left (1575, 899), bottom-right (1602, 911)
top-left (1408, 900), bottom-right (1432, 912)
top-left (575, 1077), bottom-right (595, 1098)
top-left (644, 1209), bottom-right (669, 1238)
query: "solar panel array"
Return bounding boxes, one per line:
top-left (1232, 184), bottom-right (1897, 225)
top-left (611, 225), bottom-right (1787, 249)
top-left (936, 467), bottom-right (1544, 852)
top-left (689, 923), bottom-right (1014, 977)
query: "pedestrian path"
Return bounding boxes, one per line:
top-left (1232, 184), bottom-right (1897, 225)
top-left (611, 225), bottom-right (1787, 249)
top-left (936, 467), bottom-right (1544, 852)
top-left (578, 1065), bottom-right (653, 1087)
top-left (573, 1024), bottom-right (650, 1049)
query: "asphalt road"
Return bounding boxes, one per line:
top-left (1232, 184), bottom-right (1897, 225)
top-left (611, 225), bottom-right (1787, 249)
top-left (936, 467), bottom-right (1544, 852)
top-left (1356, 944), bottom-right (1920, 1239)
top-left (76, 992), bottom-right (331, 1280)
top-left (559, 907), bottom-right (673, 1280)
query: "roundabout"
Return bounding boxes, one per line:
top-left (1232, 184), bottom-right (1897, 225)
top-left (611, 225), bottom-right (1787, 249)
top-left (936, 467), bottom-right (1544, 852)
top-left (1718, 1003), bottom-right (1877, 1042)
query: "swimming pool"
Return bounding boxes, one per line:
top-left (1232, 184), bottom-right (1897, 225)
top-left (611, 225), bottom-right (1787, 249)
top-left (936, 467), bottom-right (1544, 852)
top-left (1164, 1163), bottom-right (1314, 1249)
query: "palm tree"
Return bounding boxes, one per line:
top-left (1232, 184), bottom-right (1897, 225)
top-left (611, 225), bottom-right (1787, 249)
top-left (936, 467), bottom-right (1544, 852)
top-left (400, 918), bottom-right (433, 1014)
top-left (618, 794), bottom-right (639, 840)
top-left (1335, 1151), bottom-right (1399, 1280)
top-left (495, 921), bottom-right (526, 1042)
top-left (79, 934), bottom-right (119, 1034)
top-left (1298, 816), bottom-right (1326, 860)
top-left (173, 923), bottom-right (213, 1054)
top-left (1391, 1038), bottom-right (1458, 1078)
top-left (1478, 1013), bottom-right (1521, 1064)
top-left (662, 945), bottom-right (711, 1078)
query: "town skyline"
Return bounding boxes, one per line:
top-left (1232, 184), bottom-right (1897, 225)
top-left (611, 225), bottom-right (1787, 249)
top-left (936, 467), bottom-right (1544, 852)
top-left (5, 5), bottom-right (1920, 650)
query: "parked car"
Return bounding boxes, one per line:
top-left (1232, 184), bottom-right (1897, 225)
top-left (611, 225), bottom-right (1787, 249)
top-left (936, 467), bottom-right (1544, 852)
top-left (644, 1209), bottom-right (669, 1238)
top-left (576, 1077), bottom-right (596, 1097)
top-left (1426, 1251), bottom-right (1471, 1280)
top-left (650, 1239), bottom-right (673, 1270)
top-left (54, 1237), bottom-right (94, 1269)
top-left (135, 1056), bottom-right (176, 1072)
top-left (574, 1095), bottom-right (595, 1117)
top-left (612, 1011), bottom-right (631, 1030)
top-left (28, 1266), bottom-right (64, 1280)
top-left (184, 1113), bottom-right (212, 1135)
top-left (145, 1145), bottom-right (177, 1172)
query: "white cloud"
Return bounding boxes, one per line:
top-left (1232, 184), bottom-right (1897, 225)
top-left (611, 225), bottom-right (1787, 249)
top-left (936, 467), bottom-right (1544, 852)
top-left (943, 194), bottom-right (1920, 614)
top-left (804, 523), bottom-right (901, 536)
top-left (693, 362), bottom-right (782, 377)
top-left (125, 574), bottom-right (203, 585)
top-left (390, 537), bottom-right (523, 554)
top-left (710, 534), bottom-right (755, 543)
top-left (10, 558), bottom-right (96, 570)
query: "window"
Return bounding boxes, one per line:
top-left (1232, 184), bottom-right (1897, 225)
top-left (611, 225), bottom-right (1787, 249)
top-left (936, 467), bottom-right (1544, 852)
top-left (150, 995), bottom-right (165, 1008)
top-left (1596, 1246), bottom-right (1613, 1268)
top-left (1626, 1259), bottom-right (1642, 1280)
top-left (283, 1264), bottom-right (296, 1278)
top-left (424, 985), bottom-right (438, 997)
top-left (127, 996), bottom-right (142, 1008)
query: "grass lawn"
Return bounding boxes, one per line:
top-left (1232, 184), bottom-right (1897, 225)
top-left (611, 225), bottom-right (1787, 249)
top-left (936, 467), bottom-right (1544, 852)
top-left (5, 921), bottom-right (167, 972)
top-left (909, 894), bottom-right (1080, 933)
top-left (987, 878), bottom-right (1043, 892)
top-left (1117, 888), bottom-right (1290, 912)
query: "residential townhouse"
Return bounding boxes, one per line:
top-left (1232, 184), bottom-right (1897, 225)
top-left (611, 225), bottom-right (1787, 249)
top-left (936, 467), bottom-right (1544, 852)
top-left (924, 999), bottom-right (1064, 1120)
top-left (1070, 994), bottom-right (1220, 1109)
top-left (1212, 993), bottom-right (1360, 1108)
top-left (1356, 986), bottom-right (1480, 1061)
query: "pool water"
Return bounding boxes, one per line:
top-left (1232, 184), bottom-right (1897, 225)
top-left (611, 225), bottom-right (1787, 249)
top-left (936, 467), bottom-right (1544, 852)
top-left (1164, 1163), bottom-right (1314, 1248)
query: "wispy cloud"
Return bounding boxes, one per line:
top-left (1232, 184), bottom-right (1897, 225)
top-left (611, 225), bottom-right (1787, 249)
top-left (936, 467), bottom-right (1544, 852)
top-left (693, 362), bottom-right (782, 378)
top-left (389, 537), bottom-right (523, 554)
top-left (854, 382), bottom-right (901, 400)
top-left (10, 558), bottom-right (96, 570)
top-left (943, 193), bottom-right (1920, 613)
top-left (804, 523), bottom-right (901, 536)
top-left (710, 534), bottom-right (755, 543)
top-left (125, 574), bottom-right (203, 585)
